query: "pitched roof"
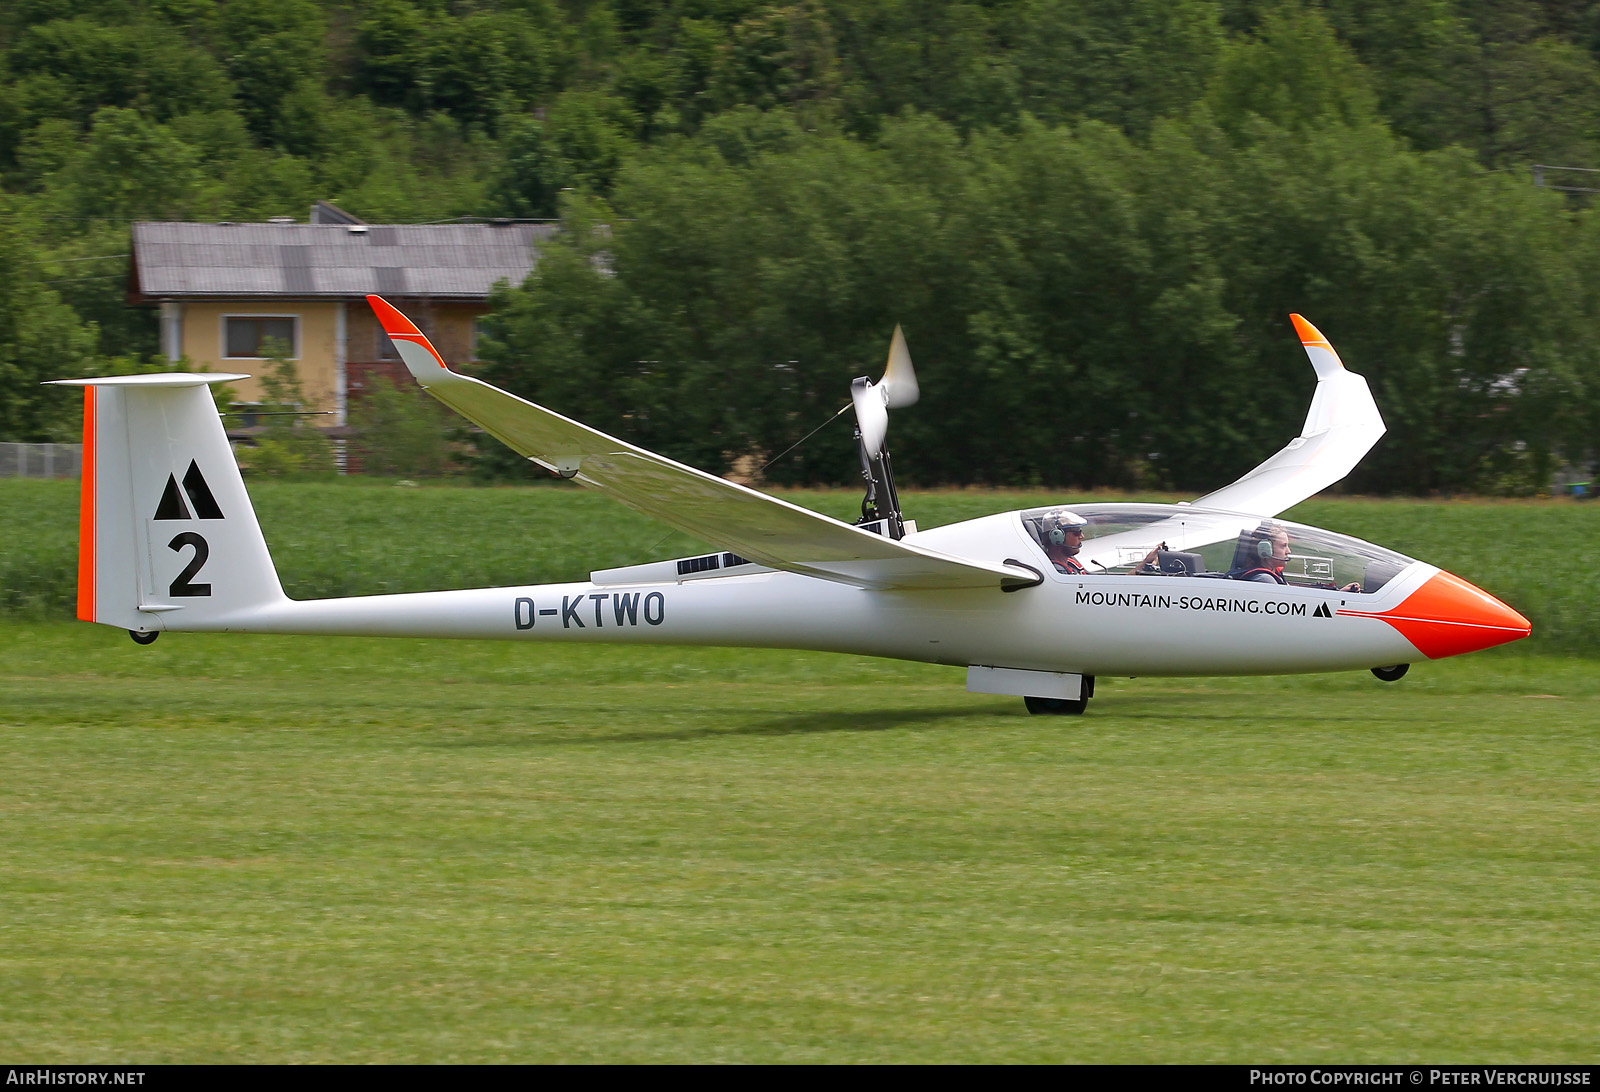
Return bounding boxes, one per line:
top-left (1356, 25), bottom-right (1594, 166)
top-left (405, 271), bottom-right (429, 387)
top-left (131, 220), bottom-right (554, 301)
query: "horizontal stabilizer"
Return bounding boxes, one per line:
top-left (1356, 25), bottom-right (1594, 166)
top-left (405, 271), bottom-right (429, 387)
top-left (47, 372), bottom-right (249, 388)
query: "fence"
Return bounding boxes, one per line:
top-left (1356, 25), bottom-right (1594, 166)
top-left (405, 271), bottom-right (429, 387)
top-left (0, 442), bottom-right (82, 478)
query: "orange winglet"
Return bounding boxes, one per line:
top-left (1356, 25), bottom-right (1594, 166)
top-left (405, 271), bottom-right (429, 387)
top-left (1290, 313), bottom-right (1333, 350)
top-left (1338, 571), bottom-right (1531, 659)
top-left (366, 294), bottom-right (449, 369)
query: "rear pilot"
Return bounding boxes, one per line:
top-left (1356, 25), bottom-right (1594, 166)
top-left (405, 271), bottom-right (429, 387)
top-left (1230, 524), bottom-right (1291, 584)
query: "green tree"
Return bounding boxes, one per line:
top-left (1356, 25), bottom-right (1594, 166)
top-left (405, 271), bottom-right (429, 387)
top-left (355, 0), bottom-right (568, 130)
top-left (4, 16), bottom-right (231, 130)
top-left (48, 106), bottom-right (200, 224)
top-left (827, 0), bottom-right (1020, 136)
top-left (1407, 0), bottom-right (1600, 168)
top-left (0, 202), bottom-right (101, 441)
top-left (350, 377), bottom-right (455, 477)
top-left (481, 105), bottom-right (1598, 494)
top-left (489, 90), bottom-right (640, 215)
top-left (1012, 0), bottom-right (1225, 138)
top-left (218, 0), bottom-right (326, 144)
top-left (1206, 4), bottom-right (1382, 136)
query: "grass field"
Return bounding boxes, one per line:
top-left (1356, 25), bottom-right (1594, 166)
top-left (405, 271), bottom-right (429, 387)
top-left (2, 479), bottom-right (1597, 1061)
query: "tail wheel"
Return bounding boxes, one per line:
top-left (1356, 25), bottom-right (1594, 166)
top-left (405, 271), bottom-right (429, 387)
top-left (128, 630), bottom-right (159, 645)
top-left (1371, 663), bottom-right (1409, 682)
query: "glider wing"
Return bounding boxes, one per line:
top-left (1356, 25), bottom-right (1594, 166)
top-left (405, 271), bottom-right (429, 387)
top-left (367, 296), bottom-right (1036, 590)
top-left (1191, 314), bottom-right (1385, 517)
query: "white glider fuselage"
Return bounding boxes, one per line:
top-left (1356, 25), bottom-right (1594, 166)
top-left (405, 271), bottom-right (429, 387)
top-left (212, 564), bottom-right (1418, 677)
top-left (173, 507), bottom-right (1435, 678)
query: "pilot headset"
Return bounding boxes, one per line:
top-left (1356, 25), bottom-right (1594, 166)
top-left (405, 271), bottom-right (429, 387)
top-left (1047, 511), bottom-right (1087, 546)
top-left (1256, 528), bottom-right (1286, 560)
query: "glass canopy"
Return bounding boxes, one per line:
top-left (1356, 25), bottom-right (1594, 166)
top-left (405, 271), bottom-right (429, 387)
top-left (1021, 504), bottom-right (1415, 594)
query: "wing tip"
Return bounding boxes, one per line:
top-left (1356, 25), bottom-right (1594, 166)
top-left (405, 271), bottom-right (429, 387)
top-left (366, 295), bottom-right (449, 371)
top-left (1290, 313), bottom-right (1346, 377)
top-left (1292, 310), bottom-right (1331, 349)
top-left (367, 294), bottom-right (422, 337)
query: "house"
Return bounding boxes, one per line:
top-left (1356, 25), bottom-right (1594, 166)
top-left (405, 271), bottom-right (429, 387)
top-left (128, 202), bottom-right (553, 424)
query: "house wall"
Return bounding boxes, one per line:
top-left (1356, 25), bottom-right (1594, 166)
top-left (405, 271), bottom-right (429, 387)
top-left (344, 301), bottom-right (486, 406)
top-left (177, 299), bottom-right (343, 414)
top-left (172, 298), bottom-right (485, 413)
top-left (344, 300), bottom-right (483, 368)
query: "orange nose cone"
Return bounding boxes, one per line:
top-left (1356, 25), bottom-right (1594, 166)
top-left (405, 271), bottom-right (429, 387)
top-left (1378, 571), bottom-right (1532, 659)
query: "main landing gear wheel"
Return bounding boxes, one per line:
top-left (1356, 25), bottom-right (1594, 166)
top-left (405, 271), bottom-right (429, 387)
top-left (1371, 663), bottom-right (1409, 682)
top-left (128, 630), bottom-right (159, 645)
top-left (1024, 676), bottom-right (1094, 715)
top-left (1025, 696), bottom-right (1087, 715)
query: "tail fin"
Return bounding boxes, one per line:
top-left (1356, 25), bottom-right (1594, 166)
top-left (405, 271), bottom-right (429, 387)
top-left (47, 374), bottom-right (286, 634)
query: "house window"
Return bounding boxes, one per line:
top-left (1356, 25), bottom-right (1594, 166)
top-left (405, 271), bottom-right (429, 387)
top-left (224, 315), bottom-right (298, 359)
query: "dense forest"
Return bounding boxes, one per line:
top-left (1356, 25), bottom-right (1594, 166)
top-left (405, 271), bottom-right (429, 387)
top-left (4, 0), bottom-right (1600, 493)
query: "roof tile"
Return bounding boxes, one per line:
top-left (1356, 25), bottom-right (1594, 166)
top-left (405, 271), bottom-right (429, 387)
top-left (132, 221), bottom-right (552, 299)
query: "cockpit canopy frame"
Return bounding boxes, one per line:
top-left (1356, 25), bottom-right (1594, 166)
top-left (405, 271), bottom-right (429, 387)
top-left (1021, 503), bottom-right (1415, 594)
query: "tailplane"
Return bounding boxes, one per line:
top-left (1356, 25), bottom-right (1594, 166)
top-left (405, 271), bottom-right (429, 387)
top-left (48, 374), bottom-right (286, 635)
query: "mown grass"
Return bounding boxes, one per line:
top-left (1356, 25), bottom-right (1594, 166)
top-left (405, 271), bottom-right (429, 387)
top-left (2, 478), bottom-right (1595, 650)
top-left (0, 624), bottom-right (1596, 1062)
top-left (2, 479), bottom-right (1597, 1061)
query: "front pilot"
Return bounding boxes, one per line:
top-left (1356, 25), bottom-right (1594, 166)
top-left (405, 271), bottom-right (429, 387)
top-left (1043, 510), bottom-right (1089, 575)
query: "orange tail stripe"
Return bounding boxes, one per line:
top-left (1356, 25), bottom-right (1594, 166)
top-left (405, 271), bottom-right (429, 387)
top-left (77, 386), bottom-right (96, 622)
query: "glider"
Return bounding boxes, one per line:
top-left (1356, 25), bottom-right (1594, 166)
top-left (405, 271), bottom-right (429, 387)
top-left (51, 300), bottom-right (1529, 715)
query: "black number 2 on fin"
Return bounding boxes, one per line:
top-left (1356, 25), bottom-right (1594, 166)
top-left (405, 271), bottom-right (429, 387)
top-left (167, 532), bottom-right (212, 597)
